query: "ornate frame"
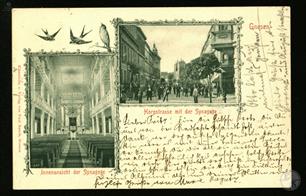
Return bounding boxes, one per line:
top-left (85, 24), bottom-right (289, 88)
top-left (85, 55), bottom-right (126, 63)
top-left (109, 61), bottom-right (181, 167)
top-left (23, 49), bottom-right (118, 175)
top-left (111, 17), bottom-right (244, 172)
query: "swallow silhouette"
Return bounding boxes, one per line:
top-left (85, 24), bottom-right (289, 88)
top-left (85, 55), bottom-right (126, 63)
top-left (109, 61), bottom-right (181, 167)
top-left (36, 28), bottom-right (61, 41)
top-left (70, 25), bottom-right (92, 45)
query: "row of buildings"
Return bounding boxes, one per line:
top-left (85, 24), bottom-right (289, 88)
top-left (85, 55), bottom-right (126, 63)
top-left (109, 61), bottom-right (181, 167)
top-left (29, 53), bottom-right (114, 139)
top-left (119, 25), bottom-right (161, 91)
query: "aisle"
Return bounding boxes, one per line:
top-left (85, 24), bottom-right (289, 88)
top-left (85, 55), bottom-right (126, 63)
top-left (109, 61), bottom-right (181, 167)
top-left (62, 140), bottom-right (83, 168)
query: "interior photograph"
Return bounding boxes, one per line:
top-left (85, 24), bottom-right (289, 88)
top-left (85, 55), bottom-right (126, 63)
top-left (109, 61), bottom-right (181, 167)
top-left (28, 53), bottom-right (115, 168)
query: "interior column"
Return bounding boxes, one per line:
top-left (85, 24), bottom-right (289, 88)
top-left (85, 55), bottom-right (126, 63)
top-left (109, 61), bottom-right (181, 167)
top-left (100, 64), bottom-right (104, 98)
top-left (50, 117), bottom-right (53, 134)
top-left (77, 108), bottom-right (80, 127)
top-left (47, 93), bottom-right (50, 106)
top-left (91, 117), bottom-right (95, 134)
top-left (101, 112), bottom-right (106, 136)
top-left (41, 82), bottom-right (44, 99)
top-left (61, 106), bottom-right (64, 127)
top-left (53, 119), bottom-right (56, 134)
top-left (51, 97), bottom-right (53, 110)
top-left (65, 107), bottom-right (69, 128)
top-left (81, 105), bottom-right (85, 126)
top-left (95, 92), bottom-right (99, 105)
top-left (109, 118), bottom-right (112, 134)
top-left (46, 113), bottom-right (50, 135)
top-left (109, 61), bottom-right (113, 94)
top-left (95, 115), bottom-right (100, 134)
top-left (65, 114), bottom-right (69, 128)
top-left (40, 112), bottom-right (45, 136)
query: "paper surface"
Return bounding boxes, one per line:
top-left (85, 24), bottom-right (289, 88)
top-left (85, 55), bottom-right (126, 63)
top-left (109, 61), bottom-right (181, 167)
top-left (12, 7), bottom-right (291, 189)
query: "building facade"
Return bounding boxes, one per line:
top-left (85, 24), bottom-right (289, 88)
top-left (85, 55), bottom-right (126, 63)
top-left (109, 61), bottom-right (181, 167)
top-left (119, 25), bottom-right (161, 91)
top-left (29, 53), bottom-right (115, 139)
top-left (173, 60), bottom-right (186, 81)
top-left (199, 24), bottom-right (236, 94)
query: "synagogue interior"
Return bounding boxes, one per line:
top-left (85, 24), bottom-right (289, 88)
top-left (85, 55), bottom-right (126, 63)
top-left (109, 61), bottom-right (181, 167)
top-left (28, 53), bottom-right (115, 168)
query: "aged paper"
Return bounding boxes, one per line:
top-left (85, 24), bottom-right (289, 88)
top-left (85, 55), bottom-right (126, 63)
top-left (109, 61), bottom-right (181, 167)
top-left (12, 7), bottom-right (291, 189)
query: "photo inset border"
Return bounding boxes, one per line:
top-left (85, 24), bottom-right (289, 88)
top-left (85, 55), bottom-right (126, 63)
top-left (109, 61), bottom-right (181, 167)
top-left (23, 50), bottom-right (119, 174)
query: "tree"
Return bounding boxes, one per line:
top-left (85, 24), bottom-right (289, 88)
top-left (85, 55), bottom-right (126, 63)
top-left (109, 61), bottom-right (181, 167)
top-left (185, 53), bottom-right (222, 103)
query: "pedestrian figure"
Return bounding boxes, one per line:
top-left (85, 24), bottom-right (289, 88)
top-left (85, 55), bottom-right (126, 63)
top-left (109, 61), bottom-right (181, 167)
top-left (190, 87), bottom-right (193, 97)
top-left (222, 90), bottom-right (227, 103)
top-left (184, 87), bottom-right (188, 97)
top-left (216, 83), bottom-right (221, 97)
top-left (193, 86), bottom-right (199, 103)
top-left (134, 88), bottom-right (137, 100)
top-left (138, 88), bottom-right (143, 103)
top-left (205, 86), bottom-right (208, 98)
top-left (128, 84), bottom-right (133, 100)
top-left (181, 86), bottom-right (184, 97)
top-left (146, 85), bottom-right (152, 101)
top-left (163, 86), bottom-right (170, 102)
top-left (120, 89), bottom-right (127, 103)
top-left (158, 85), bottom-right (163, 100)
top-left (201, 86), bottom-right (205, 97)
top-left (176, 85), bottom-right (181, 97)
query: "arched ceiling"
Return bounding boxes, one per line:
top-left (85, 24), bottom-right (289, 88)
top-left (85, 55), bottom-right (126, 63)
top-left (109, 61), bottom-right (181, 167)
top-left (49, 55), bottom-right (95, 100)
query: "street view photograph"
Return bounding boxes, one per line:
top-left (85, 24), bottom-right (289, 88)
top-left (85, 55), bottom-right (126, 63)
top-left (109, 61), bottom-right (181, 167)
top-left (119, 24), bottom-right (238, 104)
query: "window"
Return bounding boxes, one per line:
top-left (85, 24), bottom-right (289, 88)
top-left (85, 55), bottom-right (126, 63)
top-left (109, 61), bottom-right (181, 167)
top-left (35, 117), bottom-right (41, 134)
top-left (222, 53), bottom-right (229, 64)
top-left (219, 25), bottom-right (228, 31)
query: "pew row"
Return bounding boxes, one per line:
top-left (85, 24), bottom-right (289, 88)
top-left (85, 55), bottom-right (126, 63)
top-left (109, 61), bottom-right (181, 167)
top-left (79, 135), bottom-right (114, 167)
top-left (30, 135), bottom-right (67, 168)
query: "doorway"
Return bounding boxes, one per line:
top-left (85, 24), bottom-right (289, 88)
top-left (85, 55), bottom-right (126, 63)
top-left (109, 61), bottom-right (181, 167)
top-left (69, 117), bottom-right (77, 131)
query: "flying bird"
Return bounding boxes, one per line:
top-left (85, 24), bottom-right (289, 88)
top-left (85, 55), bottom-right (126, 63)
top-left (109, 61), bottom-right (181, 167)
top-left (99, 23), bottom-right (111, 52)
top-left (80, 25), bottom-right (92, 38)
top-left (35, 28), bottom-right (61, 41)
top-left (70, 25), bottom-right (92, 45)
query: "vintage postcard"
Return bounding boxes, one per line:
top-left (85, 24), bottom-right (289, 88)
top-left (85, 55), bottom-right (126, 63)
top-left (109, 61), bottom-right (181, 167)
top-left (12, 7), bottom-right (291, 189)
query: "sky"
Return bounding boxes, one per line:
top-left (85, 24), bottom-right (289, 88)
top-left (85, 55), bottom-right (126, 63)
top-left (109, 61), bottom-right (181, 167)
top-left (140, 25), bottom-right (211, 73)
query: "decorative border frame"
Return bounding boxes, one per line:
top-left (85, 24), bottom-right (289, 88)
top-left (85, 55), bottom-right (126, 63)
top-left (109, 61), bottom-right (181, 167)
top-left (23, 48), bottom-right (32, 176)
top-left (22, 49), bottom-right (118, 175)
top-left (111, 17), bottom-right (244, 172)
